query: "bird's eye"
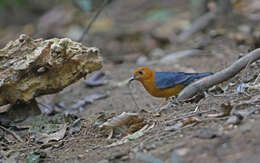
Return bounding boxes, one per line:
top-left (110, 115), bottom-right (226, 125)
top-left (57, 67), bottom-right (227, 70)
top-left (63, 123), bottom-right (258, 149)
top-left (138, 71), bottom-right (143, 75)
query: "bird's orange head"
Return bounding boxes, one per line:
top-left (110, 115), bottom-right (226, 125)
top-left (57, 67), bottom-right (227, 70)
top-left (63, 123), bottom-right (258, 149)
top-left (128, 67), bottom-right (154, 83)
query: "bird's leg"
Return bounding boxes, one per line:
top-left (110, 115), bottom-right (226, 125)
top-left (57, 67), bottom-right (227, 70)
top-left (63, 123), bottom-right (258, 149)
top-left (158, 97), bottom-right (172, 111)
top-left (169, 96), bottom-right (182, 105)
top-left (158, 96), bottom-right (179, 111)
top-left (159, 97), bottom-right (169, 108)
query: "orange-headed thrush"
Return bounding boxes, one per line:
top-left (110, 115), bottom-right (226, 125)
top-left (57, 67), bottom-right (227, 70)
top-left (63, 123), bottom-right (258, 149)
top-left (129, 67), bottom-right (213, 102)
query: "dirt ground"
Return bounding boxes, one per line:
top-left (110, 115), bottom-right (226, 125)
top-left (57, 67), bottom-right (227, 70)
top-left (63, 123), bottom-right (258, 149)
top-left (1, 0), bottom-right (260, 163)
top-left (38, 37), bottom-right (260, 163)
top-left (44, 41), bottom-right (260, 163)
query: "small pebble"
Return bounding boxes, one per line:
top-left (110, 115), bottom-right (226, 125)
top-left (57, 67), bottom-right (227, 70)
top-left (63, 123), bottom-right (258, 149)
top-left (136, 56), bottom-right (148, 65)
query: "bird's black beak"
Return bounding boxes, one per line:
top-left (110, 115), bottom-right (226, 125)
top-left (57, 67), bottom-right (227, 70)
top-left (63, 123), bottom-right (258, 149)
top-left (128, 76), bottom-right (135, 83)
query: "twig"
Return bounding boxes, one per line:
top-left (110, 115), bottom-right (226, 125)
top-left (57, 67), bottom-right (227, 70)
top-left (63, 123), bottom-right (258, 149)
top-left (127, 84), bottom-right (141, 110)
top-left (165, 110), bottom-right (212, 124)
top-left (194, 105), bottom-right (200, 112)
top-left (200, 116), bottom-right (229, 122)
top-left (178, 48), bottom-right (260, 100)
top-left (78, 0), bottom-right (111, 42)
top-left (178, 12), bottom-right (216, 42)
top-left (0, 125), bottom-right (24, 142)
top-left (159, 49), bottom-right (204, 64)
top-left (241, 56), bottom-right (253, 84)
top-left (246, 106), bottom-right (260, 117)
top-left (253, 73), bottom-right (260, 84)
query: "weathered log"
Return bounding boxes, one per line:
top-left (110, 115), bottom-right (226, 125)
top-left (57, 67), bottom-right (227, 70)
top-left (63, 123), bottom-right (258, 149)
top-left (0, 34), bottom-right (103, 107)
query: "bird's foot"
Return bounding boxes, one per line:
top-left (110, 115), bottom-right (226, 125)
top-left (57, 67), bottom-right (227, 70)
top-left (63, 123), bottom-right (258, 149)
top-left (158, 97), bottom-right (182, 111)
top-left (169, 96), bottom-right (182, 105)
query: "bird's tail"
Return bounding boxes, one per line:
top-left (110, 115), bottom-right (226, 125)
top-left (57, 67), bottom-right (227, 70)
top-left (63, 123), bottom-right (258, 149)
top-left (194, 72), bottom-right (213, 79)
top-left (184, 72), bottom-right (213, 86)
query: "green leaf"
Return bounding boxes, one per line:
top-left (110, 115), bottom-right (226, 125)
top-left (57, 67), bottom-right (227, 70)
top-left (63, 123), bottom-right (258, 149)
top-left (0, 0), bottom-right (7, 9)
top-left (127, 132), bottom-right (142, 140)
top-left (15, 0), bottom-right (28, 6)
top-left (27, 153), bottom-right (40, 163)
top-left (146, 9), bottom-right (173, 21)
top-left (75, 0), bottom-right (92, 12)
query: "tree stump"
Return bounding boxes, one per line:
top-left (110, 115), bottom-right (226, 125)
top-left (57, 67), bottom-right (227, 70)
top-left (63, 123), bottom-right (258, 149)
top-left (0, 34), bottom-right (103, 113)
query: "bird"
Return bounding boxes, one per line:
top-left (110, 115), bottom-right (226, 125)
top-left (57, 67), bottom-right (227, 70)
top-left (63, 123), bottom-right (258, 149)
top-left (128, 67), bottom-right (213, 106)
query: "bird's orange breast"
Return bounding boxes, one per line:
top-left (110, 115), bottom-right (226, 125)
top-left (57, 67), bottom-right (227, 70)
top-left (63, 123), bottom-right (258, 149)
top-left (140, 78), bottom-right (184, 98)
